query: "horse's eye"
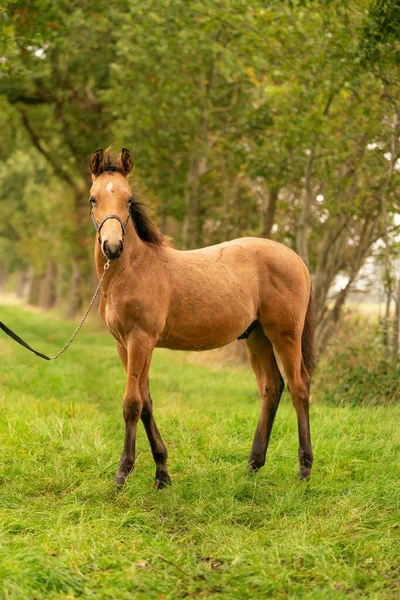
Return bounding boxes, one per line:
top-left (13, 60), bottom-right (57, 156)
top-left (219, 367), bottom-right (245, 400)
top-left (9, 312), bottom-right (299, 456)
top-left (89, 196), bottom-right (96, 205)
top-left (128, 197), bottom-right (133, 205)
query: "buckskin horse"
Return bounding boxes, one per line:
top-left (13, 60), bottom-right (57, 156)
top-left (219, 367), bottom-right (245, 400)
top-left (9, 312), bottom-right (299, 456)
top-left (89, 148), bottom-right (315, 488)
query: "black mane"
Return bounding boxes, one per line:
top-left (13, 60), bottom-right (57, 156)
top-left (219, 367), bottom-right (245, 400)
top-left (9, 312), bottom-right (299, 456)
top-left (129, 198), bottom-right (165, 246)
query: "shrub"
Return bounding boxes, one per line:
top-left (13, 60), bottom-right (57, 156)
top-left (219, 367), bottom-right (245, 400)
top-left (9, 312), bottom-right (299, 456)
top-left (314, 311), bottom-right (400, 406)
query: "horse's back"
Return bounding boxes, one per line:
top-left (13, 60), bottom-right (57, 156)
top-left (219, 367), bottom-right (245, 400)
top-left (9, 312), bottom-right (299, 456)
top-left (171, 236), bottom-right (309, 298)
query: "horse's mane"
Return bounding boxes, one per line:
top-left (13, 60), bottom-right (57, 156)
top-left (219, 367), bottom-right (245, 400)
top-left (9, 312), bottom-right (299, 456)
top-left (100, 148), bottom-right (165, 246)
top-left (129, 198), bottom-right (165, 246)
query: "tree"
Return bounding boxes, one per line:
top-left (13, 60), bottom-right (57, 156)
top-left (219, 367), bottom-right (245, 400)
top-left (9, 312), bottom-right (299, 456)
top-left (1, 0), bottom-right (399, 360)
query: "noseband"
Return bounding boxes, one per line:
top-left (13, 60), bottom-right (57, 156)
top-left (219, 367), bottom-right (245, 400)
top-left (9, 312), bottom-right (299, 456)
top-left (90, 205), bottom-right (131, 242)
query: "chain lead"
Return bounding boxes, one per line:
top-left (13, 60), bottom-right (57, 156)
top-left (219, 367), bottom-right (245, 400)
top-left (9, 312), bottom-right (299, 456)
top-left (49, 260), bottom-right (110, 360)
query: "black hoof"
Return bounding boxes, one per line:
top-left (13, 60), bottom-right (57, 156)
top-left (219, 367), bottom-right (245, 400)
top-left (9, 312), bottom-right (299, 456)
top-left (154, 473), bottom-right (171, 489)
top-left (247, 459), bottom-right (264, 473)
top-left (115, 472), bottom-right (129, 485)
top-left (115, 464), bottom-right (134, 485)
top-left (298, 467), bottom-right (311, 480)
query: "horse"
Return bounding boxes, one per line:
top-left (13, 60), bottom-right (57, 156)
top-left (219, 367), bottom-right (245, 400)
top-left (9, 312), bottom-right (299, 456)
top-left (89, 147), bottom-right (315, 488)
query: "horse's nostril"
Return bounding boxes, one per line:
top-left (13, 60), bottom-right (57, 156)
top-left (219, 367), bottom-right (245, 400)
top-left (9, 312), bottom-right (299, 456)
top-left (103, 239), bottom-right (123, 259)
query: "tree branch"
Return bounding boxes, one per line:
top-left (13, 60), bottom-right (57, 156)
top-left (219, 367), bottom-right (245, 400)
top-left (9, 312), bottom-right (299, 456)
top-left (18, 107), bottom-right (81, 195)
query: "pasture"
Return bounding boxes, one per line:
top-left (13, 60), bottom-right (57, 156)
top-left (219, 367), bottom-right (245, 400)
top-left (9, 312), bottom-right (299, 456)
top-left (0, 302), bottom-right (399, 599)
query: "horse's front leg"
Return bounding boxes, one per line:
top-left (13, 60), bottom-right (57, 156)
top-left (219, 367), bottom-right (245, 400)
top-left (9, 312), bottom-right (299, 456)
top-left (115, 331), bottom-right (155, 485)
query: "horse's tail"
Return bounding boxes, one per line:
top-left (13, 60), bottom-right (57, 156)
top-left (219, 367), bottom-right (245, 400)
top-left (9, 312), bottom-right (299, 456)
top-left (302, 286), bottom-right (315, 377)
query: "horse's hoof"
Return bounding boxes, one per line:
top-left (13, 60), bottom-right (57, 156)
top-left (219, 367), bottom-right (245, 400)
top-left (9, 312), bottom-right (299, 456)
top-left (247, 459), bottom-right (264, 473)
top-left (298, 467), bottom-right (311, 480)
top-left (115, 474), bottom-right (127, 485)
top-left (154, 474), bottom-right (171, 489)
top-left (115, 467), bottom-right (133, 485)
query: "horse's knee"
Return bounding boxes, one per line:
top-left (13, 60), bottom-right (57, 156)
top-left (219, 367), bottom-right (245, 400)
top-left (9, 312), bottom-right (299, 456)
top-left (261, 375), bottom-right (283, 399)
top-left (288, 381), bottom-right (310, 410)
top-left (287, 372), bottom-right (309, 398)
top-left (123, 396), bottom-right (142, 422)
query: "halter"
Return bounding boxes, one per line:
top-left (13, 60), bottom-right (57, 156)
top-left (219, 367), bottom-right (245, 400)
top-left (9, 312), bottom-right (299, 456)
top-left (90, 202), bottom-right (131, 242)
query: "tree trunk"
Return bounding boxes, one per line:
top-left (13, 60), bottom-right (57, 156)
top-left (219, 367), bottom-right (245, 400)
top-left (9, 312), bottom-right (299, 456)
top-left (17, 266), bottom-right (34, 301)
top-left (66, 261), bottom-right (83, 318)
top-left (392, 278), bottom-right (400, 362)
top-left (0, 264), bottom-right (7, 294)
top-left (379, 109), bottom-right (399, 358)
top-left (313, 216), bottom-right (349, 325)
top-left (39, 262), bottom-right (57, 309)
top-left (315, 217), bottom-right (376, 357)
top-left (261, 186), bottom-right (279, 238)
top-left (183, 153), bottom-right (208, 249)
top-left (27, 273), bottom-right (42, 306)
top-left (382, 282), bottom-right (392, 358)
top-left (296, 152), bottom-right (315, 266)
top-left (64, 184), bottom-right (93, 317)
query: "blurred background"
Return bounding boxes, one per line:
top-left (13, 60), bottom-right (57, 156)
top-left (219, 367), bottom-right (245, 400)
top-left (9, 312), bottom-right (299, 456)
top-left (0, 0), bottom-right (399, 399)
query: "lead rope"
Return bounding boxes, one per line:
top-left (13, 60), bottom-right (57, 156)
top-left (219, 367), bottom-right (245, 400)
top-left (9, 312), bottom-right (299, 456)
top-left (49, 260), bottom-right (110, 360)
top-left (0, 260), bottom-right (110, 361)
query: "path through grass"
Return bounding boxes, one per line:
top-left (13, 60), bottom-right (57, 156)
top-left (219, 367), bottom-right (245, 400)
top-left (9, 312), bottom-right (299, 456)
top-left (0, 303), bottom-right (399, 599)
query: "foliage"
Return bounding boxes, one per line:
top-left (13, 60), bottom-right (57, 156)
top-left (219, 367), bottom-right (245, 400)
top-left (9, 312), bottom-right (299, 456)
top-left (0, 147), bottom-right (74, 273)
top-left (314, 311), bottom-right (400, 406)
top-left (0, 0), bottom-right (400, 352)
top-left (0, 302), bottom-right (399, 599)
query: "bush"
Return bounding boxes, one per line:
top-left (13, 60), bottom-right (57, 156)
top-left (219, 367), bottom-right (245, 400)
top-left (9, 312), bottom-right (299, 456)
top-left (314, 311), bottom-right (400, 406)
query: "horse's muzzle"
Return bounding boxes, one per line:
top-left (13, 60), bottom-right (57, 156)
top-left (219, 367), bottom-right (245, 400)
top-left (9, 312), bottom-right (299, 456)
top-left (102, 239), bottom-right (123, 260)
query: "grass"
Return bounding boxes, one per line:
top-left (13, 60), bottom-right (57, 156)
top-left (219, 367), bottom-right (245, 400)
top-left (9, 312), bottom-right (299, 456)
top-left (0, 302), bottom-right (399, 599)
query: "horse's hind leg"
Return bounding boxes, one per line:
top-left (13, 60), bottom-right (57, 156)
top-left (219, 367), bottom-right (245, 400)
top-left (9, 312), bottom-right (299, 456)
top-left (141, 378), bottom-right (171, 489)
top-left (245, 325), bottom-right (284, 472)
top-left (265, 330), bottom-right (313, 480)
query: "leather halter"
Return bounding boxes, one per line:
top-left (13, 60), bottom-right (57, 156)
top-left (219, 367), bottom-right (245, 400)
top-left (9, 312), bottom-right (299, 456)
top-left (90, 204), bottom-right (131, 242)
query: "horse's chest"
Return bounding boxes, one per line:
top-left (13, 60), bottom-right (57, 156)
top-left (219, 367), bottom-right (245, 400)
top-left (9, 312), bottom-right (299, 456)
top-left (102, 302), bottom-right (127, 340)
top-left (103, 304), bottom-right (120, 338)
top-left (102, 299), bottom-right (141, 341)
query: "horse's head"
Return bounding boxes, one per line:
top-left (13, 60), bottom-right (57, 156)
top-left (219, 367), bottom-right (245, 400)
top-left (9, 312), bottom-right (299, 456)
top-left (89, 148), bottom-right (134, 260)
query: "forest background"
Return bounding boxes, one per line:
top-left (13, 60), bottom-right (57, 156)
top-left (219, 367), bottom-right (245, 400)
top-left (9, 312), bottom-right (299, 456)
top-left (0, 0), bottom-right (400, 365)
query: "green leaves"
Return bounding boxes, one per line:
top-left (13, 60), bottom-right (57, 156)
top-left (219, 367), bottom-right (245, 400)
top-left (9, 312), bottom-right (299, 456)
top-left (1, 0), bottom-right (400, 335)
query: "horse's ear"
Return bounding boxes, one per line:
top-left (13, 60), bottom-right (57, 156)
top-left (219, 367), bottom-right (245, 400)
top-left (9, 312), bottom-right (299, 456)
top-left (120, 148), bottom-right (134, 176)
top-left (89, 149), bottom-right (104, 177)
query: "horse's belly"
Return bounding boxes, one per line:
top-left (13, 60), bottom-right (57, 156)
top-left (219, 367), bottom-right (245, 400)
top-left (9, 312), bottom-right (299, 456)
top-left (156, 331), bottom-right (238, 351)
top-left (156, 334), bottom-right (233, 352)
top-left (157, 305), bottom-right (254, 351)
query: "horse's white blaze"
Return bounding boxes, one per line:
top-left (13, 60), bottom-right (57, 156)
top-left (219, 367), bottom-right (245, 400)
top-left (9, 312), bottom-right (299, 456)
top-left (106, 181), bottom-right (113, 192)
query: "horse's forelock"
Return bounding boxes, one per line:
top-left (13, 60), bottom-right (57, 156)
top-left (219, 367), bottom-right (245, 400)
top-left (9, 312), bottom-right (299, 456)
top-left (101, 149), bottom-right (124, 174)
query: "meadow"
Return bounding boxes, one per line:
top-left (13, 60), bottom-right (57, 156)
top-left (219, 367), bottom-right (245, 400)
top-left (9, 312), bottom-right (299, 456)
top-left (0, 302), bottom-right (399, 599)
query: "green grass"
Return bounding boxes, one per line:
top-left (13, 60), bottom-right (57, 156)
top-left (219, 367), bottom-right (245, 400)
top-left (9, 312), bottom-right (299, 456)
top-left (0, 303), bottom-right (399, 599)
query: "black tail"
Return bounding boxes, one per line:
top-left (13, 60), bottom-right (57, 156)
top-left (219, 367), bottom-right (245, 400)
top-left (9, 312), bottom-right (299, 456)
top-left (301, 288), bottom-right (315, 377)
